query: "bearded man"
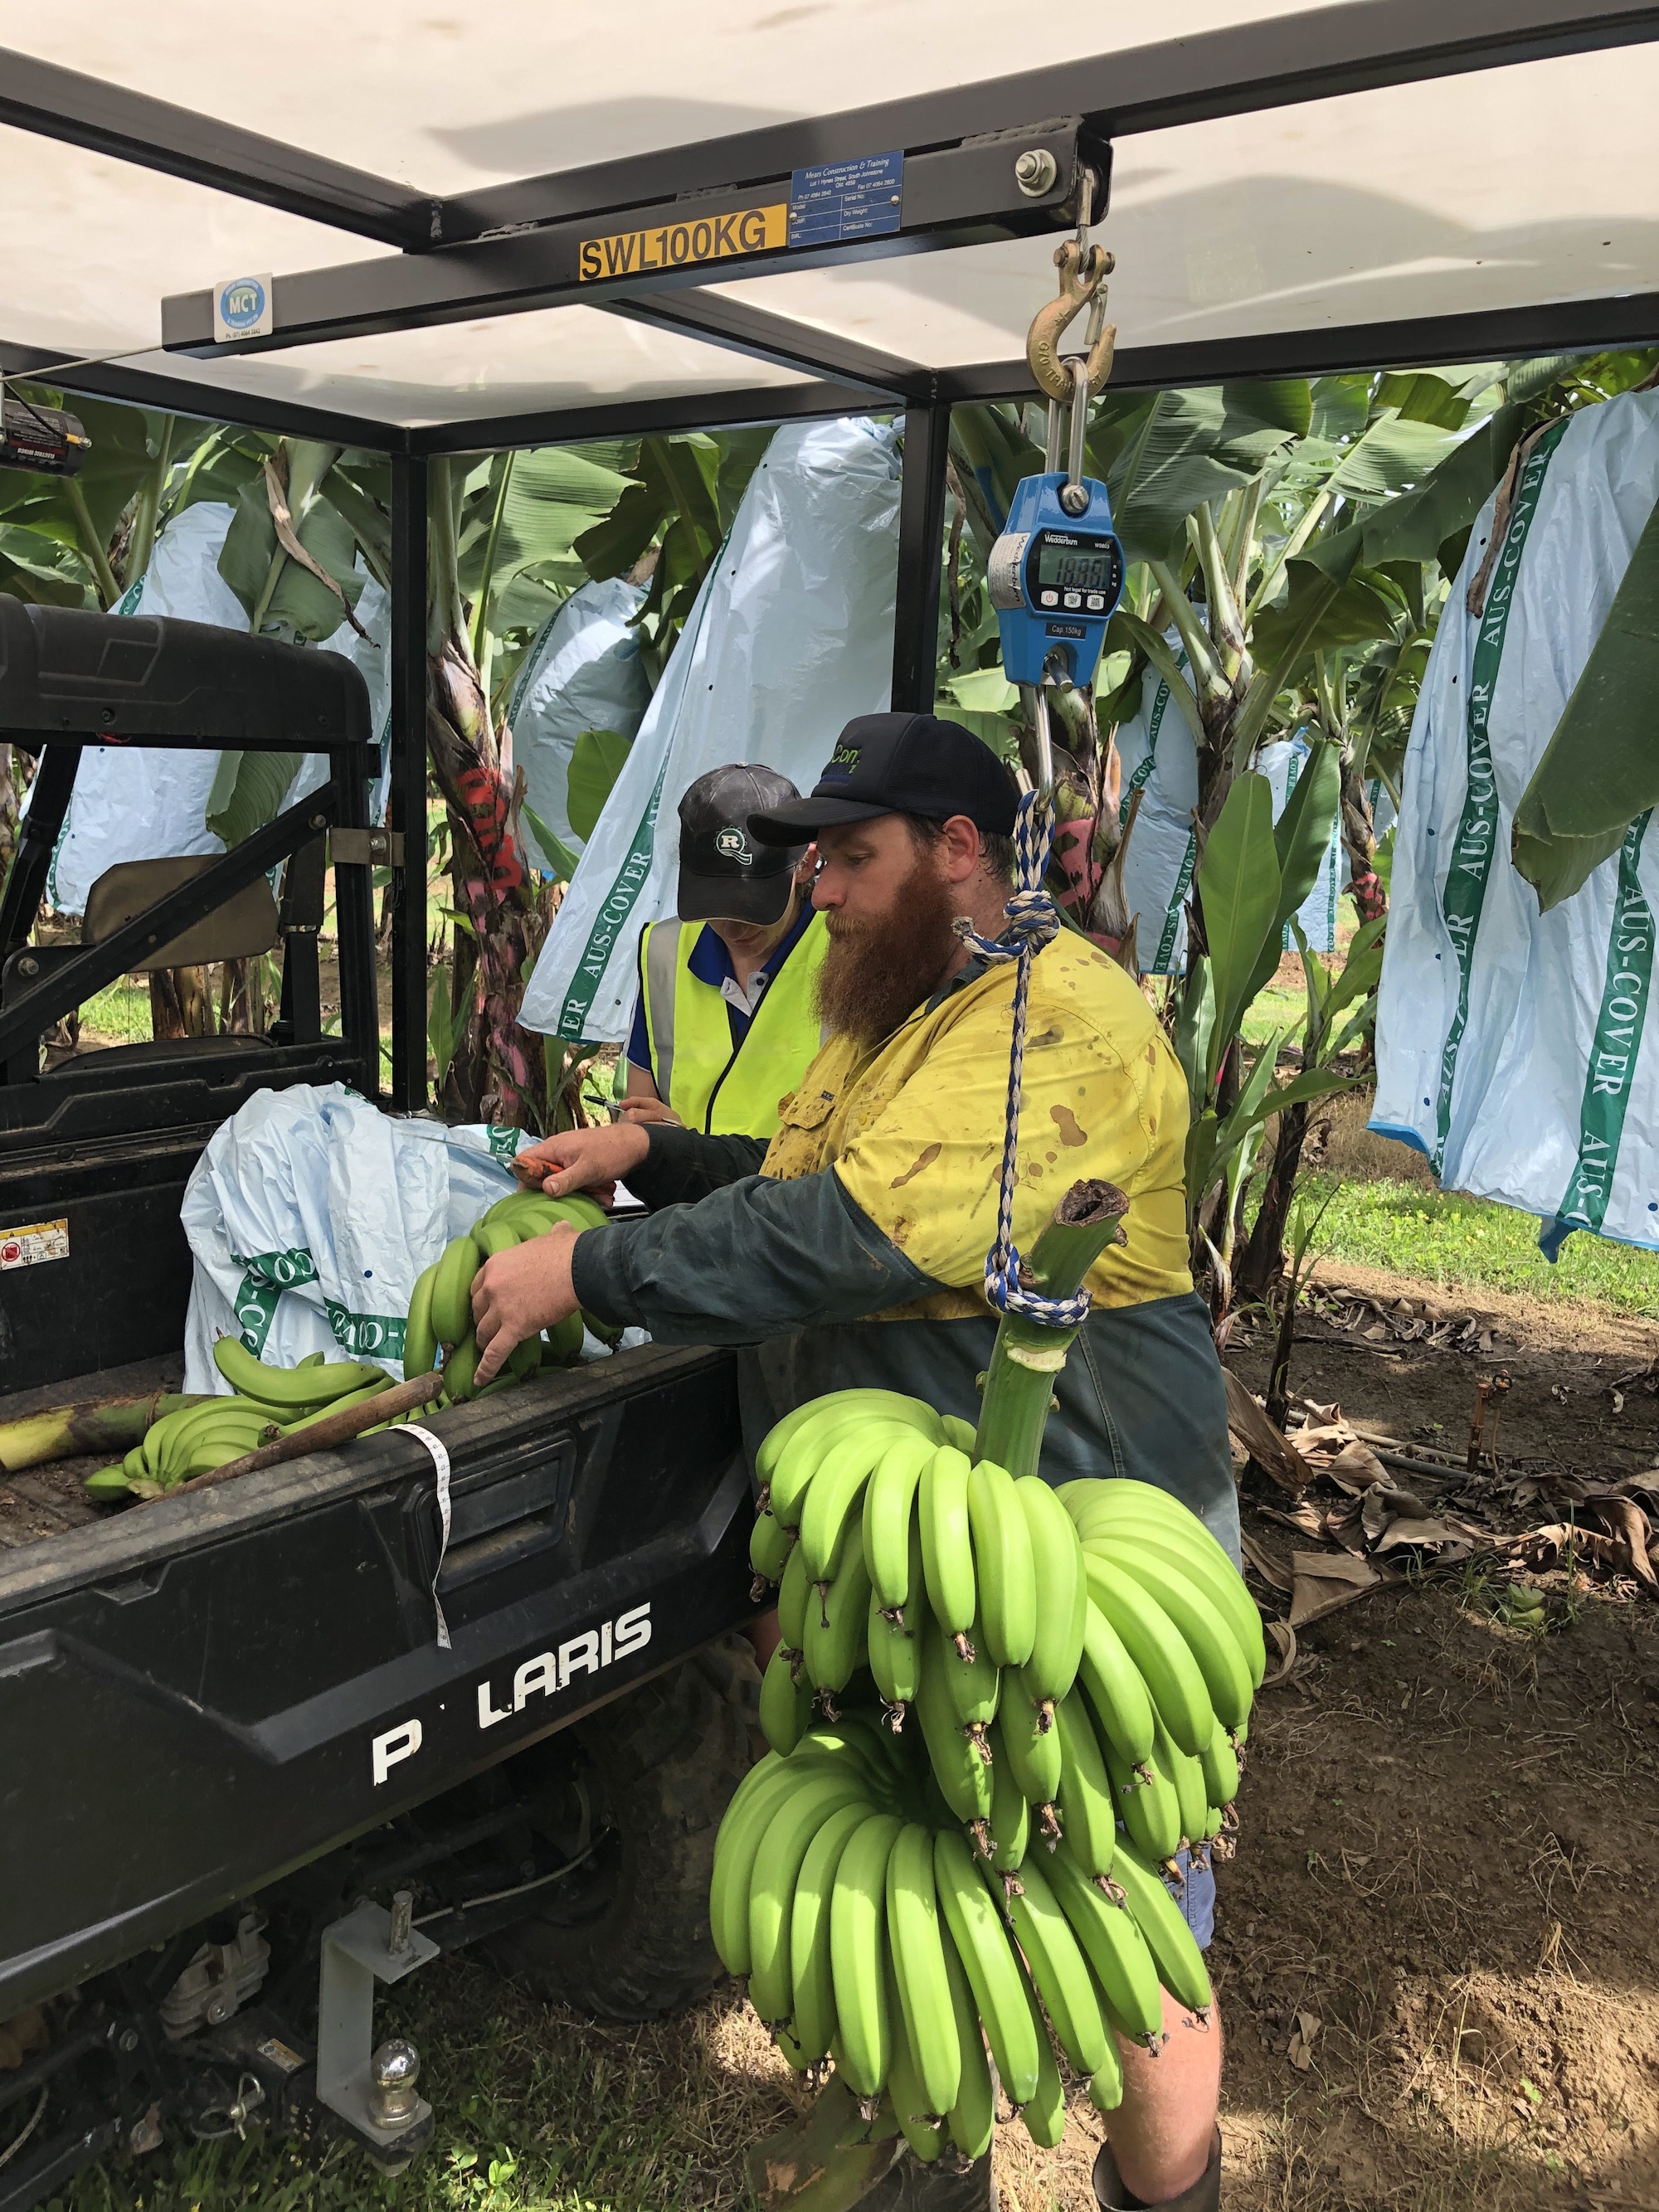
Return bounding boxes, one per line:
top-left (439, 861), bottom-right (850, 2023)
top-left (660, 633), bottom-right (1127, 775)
top-left (472, 711), bottom-right (1233, 2210)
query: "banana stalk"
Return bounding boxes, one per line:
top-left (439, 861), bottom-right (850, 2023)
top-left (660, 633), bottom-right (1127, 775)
top-left (0, 1391), bottom-right (205, 1473)
top-left (972, 1179), bottom-right (1130, 1480)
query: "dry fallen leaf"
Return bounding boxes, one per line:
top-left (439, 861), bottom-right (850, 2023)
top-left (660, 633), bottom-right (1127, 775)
top-left (1289, 1550), bottom-right (1381, 1627)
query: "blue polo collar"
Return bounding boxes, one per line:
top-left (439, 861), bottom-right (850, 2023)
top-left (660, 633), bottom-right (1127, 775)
top-left (686, 896), bottom-right (816, 991)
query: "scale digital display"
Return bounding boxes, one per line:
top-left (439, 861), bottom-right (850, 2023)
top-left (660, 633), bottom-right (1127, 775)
top-left (1035, 546), bottom-right (1119, 591)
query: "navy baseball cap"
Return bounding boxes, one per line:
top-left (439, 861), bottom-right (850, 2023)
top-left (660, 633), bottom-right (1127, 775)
top-left (747, 712), bottom-right (1019, 843)
top-left (677, 763), bottom-right (806, 924)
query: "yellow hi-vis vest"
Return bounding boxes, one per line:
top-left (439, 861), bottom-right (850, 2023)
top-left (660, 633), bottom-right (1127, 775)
top-left (638, 911), bottom-right (830, 1140)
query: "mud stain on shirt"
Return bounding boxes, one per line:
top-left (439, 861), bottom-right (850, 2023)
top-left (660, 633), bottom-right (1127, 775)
top-left (890, 1142), bottom-right (942, 1189)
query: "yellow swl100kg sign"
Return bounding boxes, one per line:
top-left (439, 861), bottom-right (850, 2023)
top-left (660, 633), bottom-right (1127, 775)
top-left (579, 202), bottom-right (788, 281)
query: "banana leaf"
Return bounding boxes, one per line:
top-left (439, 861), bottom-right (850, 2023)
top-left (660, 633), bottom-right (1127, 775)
top-left (521, 800), bottom-right (581, 882)
top-left (218, 474), bottom-right (365, 640)
top-left (1235, 741), bottom-right (1341, 1015)
top-left (206, 749), bottom-right (302, 848)
top-left (1511, 493), bottom-right (1659, 909)
top-left (1306, 402), bottom-right (1525, 584)
top-left (1250, 563), bottom-right (1396, 665)
top-left (567, 729), bottom-right (633, 843)
top-left (1090, 384), bottom-right (1308, 565)
top-left (1195, 772), bottom-right (1280, 1086)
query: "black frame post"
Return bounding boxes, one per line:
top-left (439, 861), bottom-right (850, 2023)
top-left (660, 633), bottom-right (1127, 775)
top-left (890, 401), bottom-right (951, 714)
top-left (389, 454), bottom-right (431, 1112)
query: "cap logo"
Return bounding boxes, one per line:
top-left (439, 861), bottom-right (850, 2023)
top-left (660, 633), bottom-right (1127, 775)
top-left (714, 825), bottom-right (752, 867)
top-left (830, 741), bottom-right (860, 769)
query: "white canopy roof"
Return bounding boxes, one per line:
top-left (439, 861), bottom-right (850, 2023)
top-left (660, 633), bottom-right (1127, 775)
top-left (1, 0), bottom-right (1655, 450)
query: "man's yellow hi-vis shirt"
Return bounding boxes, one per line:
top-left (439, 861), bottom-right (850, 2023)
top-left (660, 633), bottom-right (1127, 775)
top-left (761, 929), bottom-right (1194, 1320)
top-left (572, 931), bottom-right (1238, 1555)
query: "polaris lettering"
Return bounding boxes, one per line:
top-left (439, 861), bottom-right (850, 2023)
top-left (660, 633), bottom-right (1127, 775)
top-left (579, 203), bottom-right (787, 283)
top-left (375, 1602), bottom-right (654, 1776)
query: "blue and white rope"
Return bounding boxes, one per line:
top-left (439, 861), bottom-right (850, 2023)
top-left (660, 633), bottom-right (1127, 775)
top-left (952, 788), bottom-right (1091, 1329)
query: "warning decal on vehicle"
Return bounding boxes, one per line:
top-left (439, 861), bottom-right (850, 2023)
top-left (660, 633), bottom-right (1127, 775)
top-left (0, 1218), bottom-right (68, 1269)
top-left (578, 202), bottom-right (787, 282)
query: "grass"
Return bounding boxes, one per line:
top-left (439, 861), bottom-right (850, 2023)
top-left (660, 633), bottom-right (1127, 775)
top-left (75, 975), bottom-right (152, 1045)
top-left (53, 1966), bottom-right (803, 2212)
top-left (1286, 1168), bottom-right (1659, 1318)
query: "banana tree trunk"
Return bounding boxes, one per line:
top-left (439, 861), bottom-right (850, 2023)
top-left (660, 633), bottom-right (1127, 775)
top-left (1234, 1096), bottom-right (1311, 1304)
top-left (425, 459), bottom-right (548, 1126)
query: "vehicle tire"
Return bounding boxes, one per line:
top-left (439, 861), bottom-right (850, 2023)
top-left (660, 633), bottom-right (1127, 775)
top-left (484, 1631), bottom-right (764, 2020)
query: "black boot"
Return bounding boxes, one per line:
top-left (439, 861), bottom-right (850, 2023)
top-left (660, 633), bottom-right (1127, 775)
top-left (1093, 2127), bottom-right (1221, 2210)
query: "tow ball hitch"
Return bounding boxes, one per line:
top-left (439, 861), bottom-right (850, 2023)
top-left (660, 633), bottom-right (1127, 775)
top-left (315, 1889), bottom-right (439, 2173)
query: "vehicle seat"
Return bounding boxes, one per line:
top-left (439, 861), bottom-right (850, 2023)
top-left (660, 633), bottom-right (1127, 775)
top-left (7, 855), bottom-right (282, 1076)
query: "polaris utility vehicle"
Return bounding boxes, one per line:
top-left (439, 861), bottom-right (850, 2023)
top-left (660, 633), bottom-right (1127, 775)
top-left (0, 603), bottom-right (756, 2208)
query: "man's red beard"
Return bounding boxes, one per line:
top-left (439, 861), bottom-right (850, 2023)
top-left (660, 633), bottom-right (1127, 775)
top-left (815, 851), bottom-right (963, 1047)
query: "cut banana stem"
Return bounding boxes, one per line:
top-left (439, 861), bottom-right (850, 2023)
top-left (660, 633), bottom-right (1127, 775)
top-left (972, 1179), bottom-right (1129, 1479)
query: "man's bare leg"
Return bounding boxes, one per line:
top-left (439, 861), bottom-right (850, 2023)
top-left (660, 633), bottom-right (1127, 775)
top-left (1100, 1992), bottom-right (1222, 2204)
top-left (748, 1604), bottom-right (782, 1672)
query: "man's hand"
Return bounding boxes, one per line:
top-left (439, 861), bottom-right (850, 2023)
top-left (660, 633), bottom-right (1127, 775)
top-left (615, 1095), bottom-right (684, 1128)
top-left (473, 1223), bottom-right (581, 1387)
top-left (510, 1120), bottom-right (650, 1200)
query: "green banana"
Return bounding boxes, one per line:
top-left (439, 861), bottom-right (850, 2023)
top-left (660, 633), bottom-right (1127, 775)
top-left (1199, 1716), bottom-right (1241, 1811)
top-left (777, 1539), bottom-right (812, 1650)
top-left (789, 1799), bottom-right (878, 2064)
top-left (712, 1756), bottom-right (839, 1975)
top-left (507, 1334), bottom-right (543, 1381)
top-left (939, 1413), bottom-right (978, 1454)
top-left (472, 1218), bottom-right (523, 1261)
top-left (442, 1334), bottom-right (480, 1403)
top-left (1014, 1957), bottom-right (1067, 2147)
top-left (403, 1262), bottom-right (439, 1378)
top-left (1090, 2037), bottom-right (1126, 2114)
top-left (430, 1234), bottom-right (482, 1346)
top-left (801, 1541), bottom-right (873, 1695)
top-left (212, 1338), bottom-right (383, 1408)
top-left (996, 1674), bottom-right (1063, 1822)
top-left (1103, 1733), bottom-right (1181, 1864)
top-left (1092, 1543), bottom-right (1253, 1732)
top-left (1111, 1841), bottom-right (1214, 2015)
top-left (919, 1445), bottom-right (976, 1644)
top-left (85, 1466), bottom-right (132, 1498)
top-left (768, 1394), bottom-right (941, 1524)
top-left (280, 1377), bottom-right (393, 1434)
top-left (932, 1828), bottom-right (1039, 2105)
top-left (1152, 1713), bottom-right (1209, 1849)
top-left (885, 1821), bottom-right (961, 2116)
top-left (750, 1507), bottom-right (793, 1583)
top-left (1007, 1853), bottom-right (1108, 2077)
top-left (830, 1811), bottom-right (903, 2097)
top-left (1081, 1515), bottom-right (1265, 1689)
top-left (867, 1585), bottom-right (921, 1714)
top-left (759, 1644), bottom-right (814, 1754)
top-left (296, 1350), bottom-right (326, 1369)
top-left (798, 1427), bottom-right (901, 1582)
top-left (913, 1617), bottom-right (992, 1825)
top-left (1053, 1685), bottom-right (1118, 1879)
top-left (1047, 1835), bottom-right (1165, 2044)
top-left (966, 1456), bottom-right (1037, 1669)
top-left (1078, 1596), bottom-right (1158, 1767)
top-left (883, 1952), bottom-right (947, 2157)
top-left (940, 1928), bottom-right (994, 2159)
top-left (862, 1429), bottom-right (936, 1609)
top-left (1083, 1553), bottom-right (1215, 1757)
top-left (545, 1310), bottom-right (586, 1364)
top-left (1015, 1475), bottom-right (1087, 1709)
top-left (983, 1724), bottom-right (1030, 1876)
top-left (937, 1612), bottom-right (999, 1733)
top-left (747, 1768), bottom-right (872, 2023)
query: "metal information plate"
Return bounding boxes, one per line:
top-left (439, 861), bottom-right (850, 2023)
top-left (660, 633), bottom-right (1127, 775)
top-left (788, 151), bottom-right (903, 248)
top-left (578, 202), bottom-right (787, 281)
top-left (0, 1218), bottom-right (68, 1269)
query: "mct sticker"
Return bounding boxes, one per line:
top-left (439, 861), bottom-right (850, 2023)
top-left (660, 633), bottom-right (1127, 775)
top-left (0, 1218), bottom-right (68, 1270)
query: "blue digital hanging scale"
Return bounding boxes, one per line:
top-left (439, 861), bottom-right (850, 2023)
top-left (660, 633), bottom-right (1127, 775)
top-left (987, 472), bottom-right (1126, 688)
